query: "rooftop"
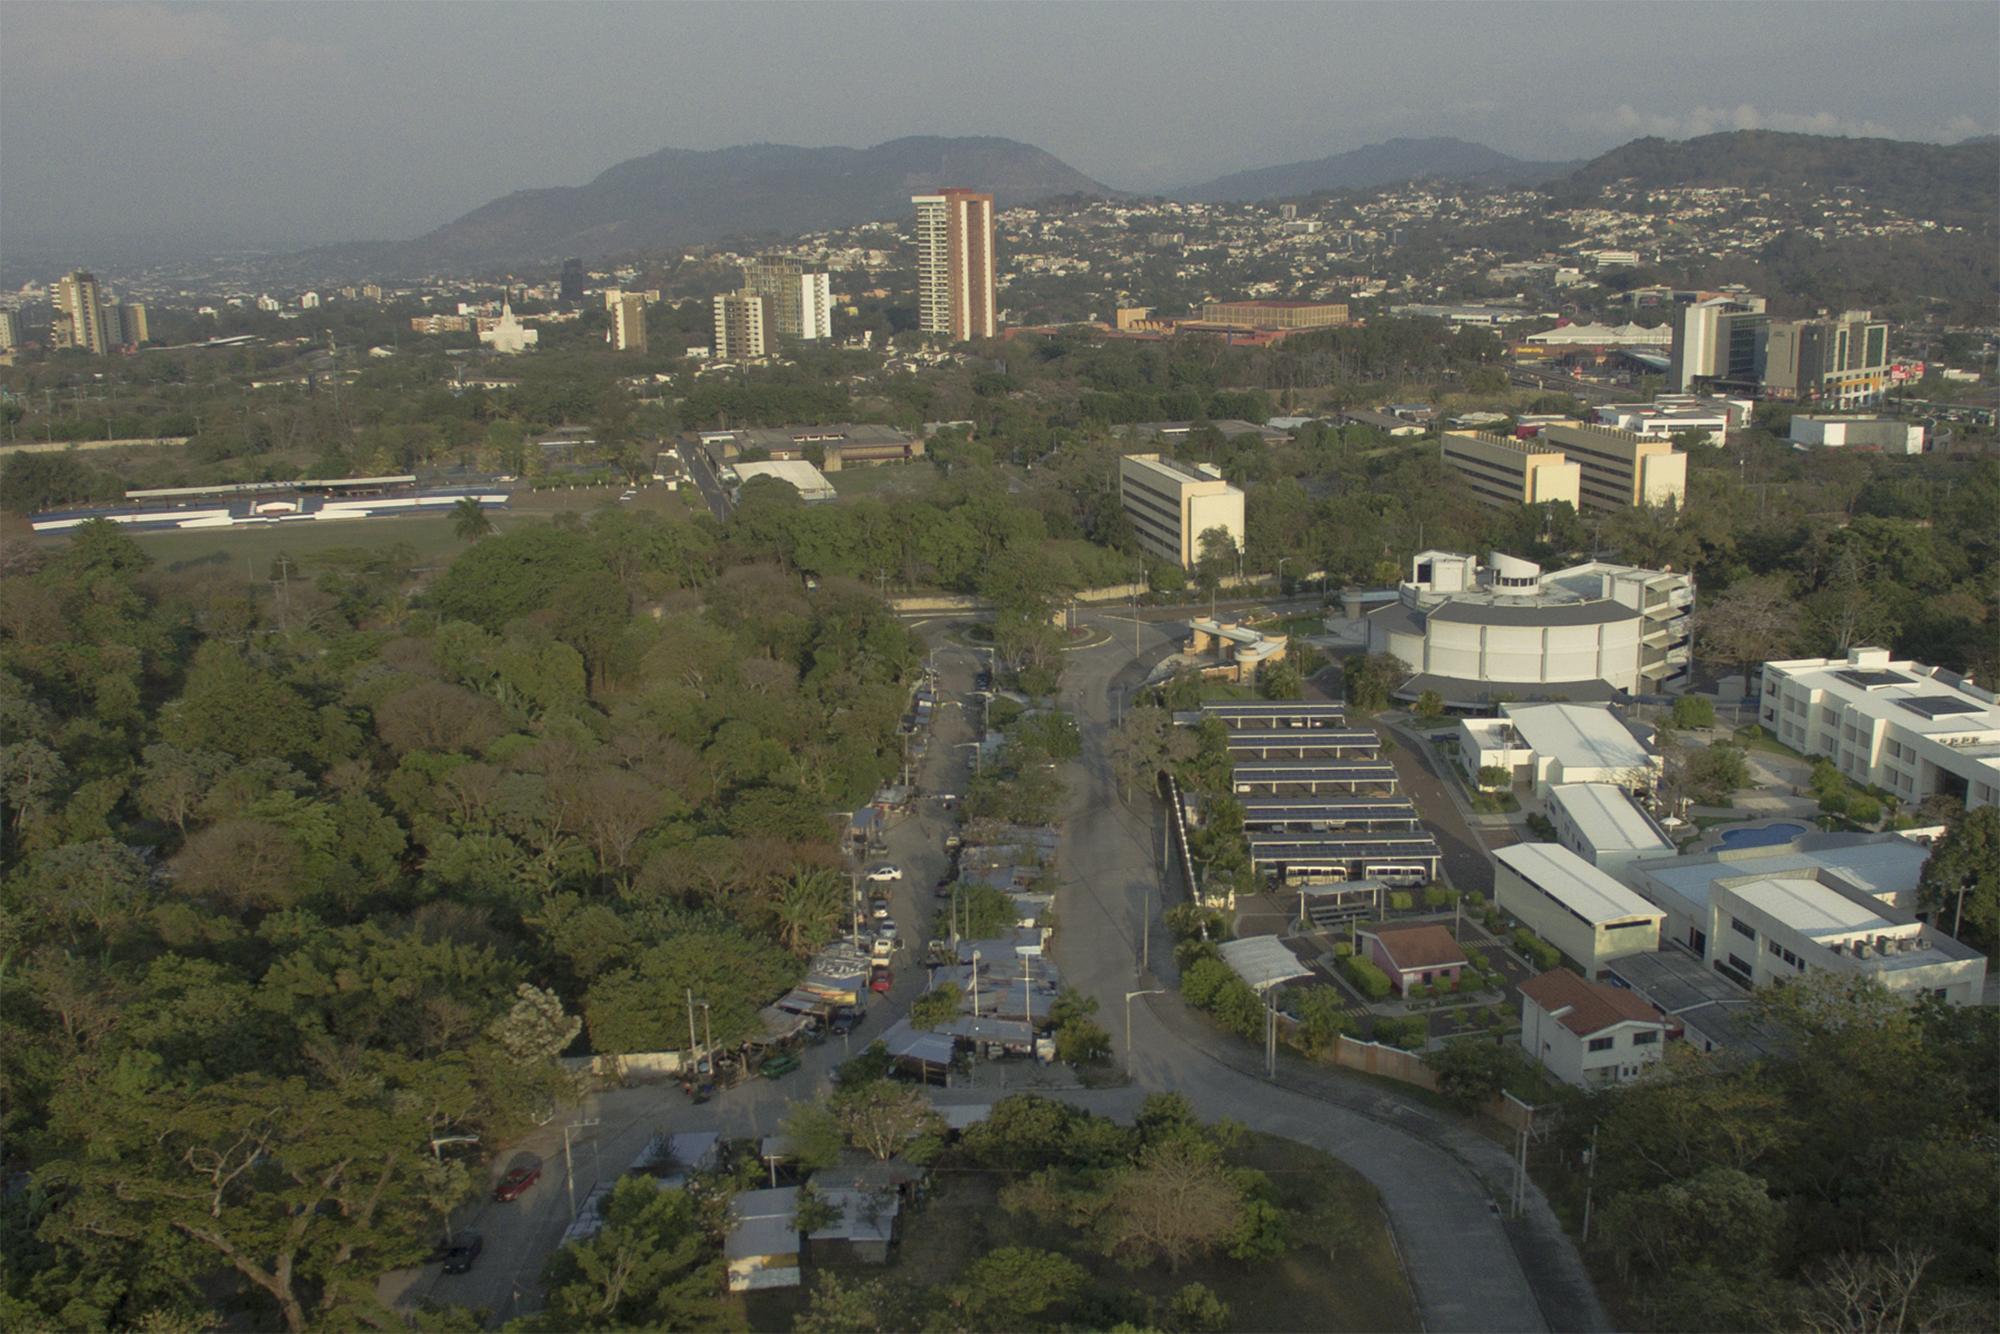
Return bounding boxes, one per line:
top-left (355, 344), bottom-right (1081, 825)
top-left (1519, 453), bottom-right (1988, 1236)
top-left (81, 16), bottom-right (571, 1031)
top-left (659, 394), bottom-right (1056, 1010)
top-left (1520, 968), bottom-right (1667, 1036)
top-left (1629, 832), bottom-right (1931, 917)
top-left (1549, 784), bottom-right (1674, 855)
top-left (1723, 874), bottom-right (1894, 939)
top-left (1768, 652), bottom-right (2000, 743)
top-left (1218, 936), bottom-right (1313, 993)
top-left (1502, 703), bottom-right (1654, 773)
top-left (1367, 923), bottom-right (1467, 970)
top-left (1496, 841), bottom-right (1665, 924)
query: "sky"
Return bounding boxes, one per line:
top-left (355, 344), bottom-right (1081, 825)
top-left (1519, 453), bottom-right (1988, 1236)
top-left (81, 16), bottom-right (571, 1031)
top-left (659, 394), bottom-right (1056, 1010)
top-left (3, 0), bottom-right (1996, 256)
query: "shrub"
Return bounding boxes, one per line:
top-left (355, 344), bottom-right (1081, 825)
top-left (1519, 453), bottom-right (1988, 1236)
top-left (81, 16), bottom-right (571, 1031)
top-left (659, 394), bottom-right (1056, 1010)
top-left (1332, 939), bottom-right (1354, 957)
top-left (1525, 812), bottom-right (1557, 841)
top-left (1406, 982), bottom-right (1430, 1001)
top-left (1511, 928), bottom-right (1561, 972)
top-left (1671, 696), bottom-right (1717, 730)
top-left (1463, 946), bottom-right (1488, 971)
top-left (1422, 884), bottom-right (1456, 910)
top-left (1388, 890), bottom-right (1415, 911)
top-left (1476, 765), bottom-right (1510, 790)
top-left (1846, 794), bottom-right (1882, 826)
top-left (1056, 1018), bottom-right (1111, 1066)
top-left (1340, 954), bottom-right (1391, 1000)
top-left (1372, 1016), bottom-right (1427, 1050)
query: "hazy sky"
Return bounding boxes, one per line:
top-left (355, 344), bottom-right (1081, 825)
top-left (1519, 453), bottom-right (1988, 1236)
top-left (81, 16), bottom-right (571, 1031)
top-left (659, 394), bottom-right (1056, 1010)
top-left (4, 1), bottom-right (1996, 254)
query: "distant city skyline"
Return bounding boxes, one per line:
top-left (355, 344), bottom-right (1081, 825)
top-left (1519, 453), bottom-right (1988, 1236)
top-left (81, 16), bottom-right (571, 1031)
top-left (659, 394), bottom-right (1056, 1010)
top-left (2, 0), bottom-right (1995, 255)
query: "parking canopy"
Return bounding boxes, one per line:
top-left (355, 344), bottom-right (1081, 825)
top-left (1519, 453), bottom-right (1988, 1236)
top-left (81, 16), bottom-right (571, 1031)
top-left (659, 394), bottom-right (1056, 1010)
top-left (1218, 936), bottom-right (1312, 994)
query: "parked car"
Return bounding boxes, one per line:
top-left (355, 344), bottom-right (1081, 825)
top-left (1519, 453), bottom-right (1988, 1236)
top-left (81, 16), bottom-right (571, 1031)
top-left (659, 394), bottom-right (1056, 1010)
top-left (829, 1006), bottom-right (860, 1036)
top-left (870, 967), bottom-right (894, 994)
top-left (758, 1051), bottom-right (802, 1079)
top-left (944, 834), bottom-right (962, 853)
top-left (493, 1165), bottom-right (541, 1202)
top-left (875, 919), bottom-right (897, 938)
top-left (870, 902), bottom-right (891, 920)
top-left (440, 1232), bottom-right (484, 1274)
top-left (865, 864), bottom-right (903, 883)
top-left (871, 937), bottom-right (894, 961)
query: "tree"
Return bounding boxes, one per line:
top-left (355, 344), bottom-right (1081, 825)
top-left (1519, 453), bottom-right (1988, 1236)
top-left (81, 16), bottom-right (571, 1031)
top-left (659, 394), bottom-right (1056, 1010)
top-left (537, 1175), bottom-right (726, 1330)
top-left (834, 1081), bottom-right (943, 1160)
top-left (450, 497), bottom-right (493, 543)
top-left (950, 1247), bottom-right (1087, 1327)
top-left (1168, 1282), bottom-right (1233, 1332)
top-left (909, 983), bottom-right (962, 1031)
top-left (1596, 1167), bottom-right (1784, 1282)
top-left (779, 1098), bottom-right (846, 1173)
top-left (1694, 576), bottom-right (1804, 683)
top-left (1413, 689), bottom-right (1446, 723)
top-left (1424, 1037), bottom-right (1523, 1112)
top-left (769, 866), bottom-right (848, 956)
top-left (487, 984), bottom-right (582, 1065)
top-left (1192, 525), bottom-right (1238, 602)
top-left (1095, 1134), bottom-right (1253, 1272)
top-left (1055, 1016), bottom-right (1112, 1066)
top-left (1340, 652), bottom-right (1407, 712)
top-left (1917, 805), bottom-right (2000, 951)
top-left (1684, 743), bottom-right (1751, 806)
top-left (1670, 695), bottom-right (1716, 730)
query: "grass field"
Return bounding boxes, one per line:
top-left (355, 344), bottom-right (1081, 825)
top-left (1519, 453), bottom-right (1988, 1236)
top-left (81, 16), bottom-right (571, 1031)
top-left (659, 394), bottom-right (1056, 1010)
top-left (827, 463), bottom-right (931, 498)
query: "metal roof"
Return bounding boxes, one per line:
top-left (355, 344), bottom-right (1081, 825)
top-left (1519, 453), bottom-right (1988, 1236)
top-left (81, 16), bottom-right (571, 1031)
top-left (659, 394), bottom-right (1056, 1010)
top-left (1496, 841), bottom-right (1663, 923)
top-left (1218, 936), bottom-right (1312, 993)
top-left (1547, 784), bottom-right (1673, 855)
top-left (1502, 703), bottom-right (1653, 772)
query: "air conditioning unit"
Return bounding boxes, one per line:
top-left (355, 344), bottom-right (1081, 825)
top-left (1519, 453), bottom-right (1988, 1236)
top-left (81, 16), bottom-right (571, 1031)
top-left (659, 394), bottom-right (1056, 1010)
top-left (1853, 941), bottom-right (1871, 959)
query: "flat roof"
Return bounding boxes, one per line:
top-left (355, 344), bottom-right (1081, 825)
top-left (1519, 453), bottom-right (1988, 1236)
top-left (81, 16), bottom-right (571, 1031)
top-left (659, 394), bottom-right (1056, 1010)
top-left (1201, 700), bottom-right (1348, 724)
top-left (1231, 761), bottom-right (1398, 779)
top-left (1548, 784), bottom-right (1673, 855)
top-left (1503, 703), bottom-right (1652, 771)
top-left (1224, 729), bottom-right (1380, 747)
top-left (1429, 599), bottom-right (1637, 627)
top-left (1496, 841), bottom-right (1664, 924)
top-left (1629, 833), bottom-right (1931, 918)
top-left (1768, 655), bottom-right (2000, 740)
top-left (1218, 936), bottom-right (1313, 992)
top-left (1604, 949), bottom-right (1782, 1058)
top-left (1723, 875), bottom-right (1894, 939)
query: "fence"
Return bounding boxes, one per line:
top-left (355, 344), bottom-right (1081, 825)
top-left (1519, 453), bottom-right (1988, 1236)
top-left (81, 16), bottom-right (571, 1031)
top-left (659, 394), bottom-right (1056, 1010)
top-left (558, 1050), bottom-right (686, 1084)
top-left (1278, 1025), bottom-right (1542, 1131)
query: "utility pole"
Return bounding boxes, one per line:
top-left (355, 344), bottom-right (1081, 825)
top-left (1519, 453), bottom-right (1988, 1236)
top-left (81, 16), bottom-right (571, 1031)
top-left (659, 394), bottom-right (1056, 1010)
top-left (685, 989), bottom-right (700, 1073)
top-left (972, 950), bottom-right (982, 1018)
top-left (563, 1118), bottom-right (600, 1221)
top-left (1124, 988), bottom-right (1165, 1078)
top-left (1264, 993), bottom-right (1278, 1080)
top-left (1581, 1123), bottom-right (1600, 1244)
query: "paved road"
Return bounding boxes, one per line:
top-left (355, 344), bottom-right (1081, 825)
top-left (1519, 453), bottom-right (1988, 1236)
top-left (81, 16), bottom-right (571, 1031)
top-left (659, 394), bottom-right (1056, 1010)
top-left (1047, 610), bottom-right (1602, 1334)
top-left (1383, 722), bottom-right (1502, 898)
top-left (676, 440), bottom-right (730, 520)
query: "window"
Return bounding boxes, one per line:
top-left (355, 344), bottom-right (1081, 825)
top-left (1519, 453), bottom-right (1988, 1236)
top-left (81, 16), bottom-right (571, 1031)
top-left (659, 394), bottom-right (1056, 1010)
top-left (1587, 1036), bottom-right (1615, 1052)
top-left (1767, 939), bottom-right (1783, 956)
top-left (1631, 1030), bottom-right (1659, 1046)
top-left (1731, 917), bottom-right (1756, 942)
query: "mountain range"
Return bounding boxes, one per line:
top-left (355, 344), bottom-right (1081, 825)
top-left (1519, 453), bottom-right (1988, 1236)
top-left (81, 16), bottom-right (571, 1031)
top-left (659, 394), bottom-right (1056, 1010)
top-left (336, 129), bottom-right (1998, 272)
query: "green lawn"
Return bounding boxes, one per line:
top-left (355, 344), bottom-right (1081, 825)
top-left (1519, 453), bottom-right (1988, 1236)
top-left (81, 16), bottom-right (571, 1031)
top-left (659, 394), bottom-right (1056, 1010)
top-left (1731, 724), bottom-right (1808, 762)
top-left (828, 462), bottom-right (930, 497)
top-left (1199, 680), bottom-right (1259, 701)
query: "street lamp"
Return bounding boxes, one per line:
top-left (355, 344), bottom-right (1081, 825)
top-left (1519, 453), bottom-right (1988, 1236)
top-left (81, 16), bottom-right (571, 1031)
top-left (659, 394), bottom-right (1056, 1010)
top-left (428, 1134), bottom-right (480, 1242)
top-left (971, 950), bottom-right (983, 1019)
top-left (1124, 989), bottom-right (1166, 1078)
top-left (1276, 556), bottom-right (1291, 595)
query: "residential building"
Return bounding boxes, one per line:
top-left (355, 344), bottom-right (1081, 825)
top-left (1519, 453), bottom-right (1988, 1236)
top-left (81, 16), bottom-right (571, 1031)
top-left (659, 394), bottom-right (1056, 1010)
top-left (1627, 831), bottom-right (1936, 955)
top-left (743, 257), bottom-right (833, 341)
top-left (116, 303), bottom-right (147, 346)
top-left (1366, 550), bottom-right (1693, 705)
top-left (54, 271), bottom-right (108, 355)
top-left (713, 290), bottom-right (768, 359)
top-left (1788, 414), bottom-right (1924, 454)
top-left (1198, 299), bottom-right (1349, 330)
top-left (1458, 702), bottom-right (1658, 795)
top-left (1545, 783), bottom-right (1674, 878)
top-left (1118, 453), bottom-right (1246, 569)
top-left (1535, 423), bottom-right (1688, 510)
top-left (1759, 648), bottom-right (2000, 809)
top-left (1763, 311), bottom-right (1890, 408)
top-left (610, 294), bottom-right (648, 352)
top-left (1518, 969), bottom-right (1670, 1086)
top-left (912, 189), bottom-right (995, 341)
top-left (1666, 294), bottom-right (1767, 392)
top-left (0, 310), bottom-right (18, 351)
top-left (1494, 842), bottom-right (1664, 975)
top-left (724, 1187), bottom-right (801, 1291)
top-left (559, 257), bottom-right (585, 305)
top-left (477, 301), bottom-right (538, 354)
top-left (800, 270), bottom-right (832, 340)
top-left (1439, 431), bottom-right (1581, 509)
top-left (299, 291), bottom-right (321, 310)
top-left (1359, 924), bottom-right (1467, 994)
top-left (410, 314), bottom-right (472, 335)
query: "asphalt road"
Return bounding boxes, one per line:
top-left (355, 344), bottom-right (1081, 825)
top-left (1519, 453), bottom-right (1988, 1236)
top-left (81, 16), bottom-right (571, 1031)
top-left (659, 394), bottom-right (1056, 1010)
top-left (1383, 723), bottom-right (1501, 898)
top-left (676, 440), bottom-right (731, 520)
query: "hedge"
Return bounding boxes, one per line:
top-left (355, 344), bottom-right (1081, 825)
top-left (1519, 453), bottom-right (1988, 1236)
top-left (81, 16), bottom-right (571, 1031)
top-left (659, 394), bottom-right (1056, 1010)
top-left (1388, 890), bottom-right (1415, 911)
top-left (1372, 1016), bottom-right (1427, 1050)
top-left (1340, 954), bottom-right (1392, 1000)
top-left (1511, 928), bottom-right (1561, 972)
top-left (1421, 885), bottom-right (1457, 909)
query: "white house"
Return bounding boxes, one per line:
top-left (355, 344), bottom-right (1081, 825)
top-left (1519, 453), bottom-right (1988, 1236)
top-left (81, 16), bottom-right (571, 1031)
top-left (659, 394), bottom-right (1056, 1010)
top-left (1546, 782), bottom-right (1674, 878)
top-left (1459, 702), bottom-right (1657, 797)
top-left (1518, 968), bottom-right (1670, 1087)
top-left (1494, 842), bottom-right (1663, 975)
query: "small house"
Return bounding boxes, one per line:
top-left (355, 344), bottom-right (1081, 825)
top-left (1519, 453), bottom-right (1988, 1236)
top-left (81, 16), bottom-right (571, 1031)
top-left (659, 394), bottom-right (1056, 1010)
top-left (1518, 968), bottom-right (1669, 1087)
top-left (1360, 923), bottom-right (1467, 994)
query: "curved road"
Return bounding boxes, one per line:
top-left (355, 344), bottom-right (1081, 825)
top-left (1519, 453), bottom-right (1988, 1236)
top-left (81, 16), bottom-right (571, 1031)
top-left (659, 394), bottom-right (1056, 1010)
top-left (1048, 609), bottom-right (1605, 1334)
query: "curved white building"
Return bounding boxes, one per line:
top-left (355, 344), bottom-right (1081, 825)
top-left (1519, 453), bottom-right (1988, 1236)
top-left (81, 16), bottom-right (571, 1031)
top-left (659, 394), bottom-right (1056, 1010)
top-left (1366, 550), bottom-right (1692, 707)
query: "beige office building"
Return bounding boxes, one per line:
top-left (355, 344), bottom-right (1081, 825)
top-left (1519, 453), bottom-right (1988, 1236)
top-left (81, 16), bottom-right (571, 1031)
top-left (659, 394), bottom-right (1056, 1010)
top-left (1119, 453), bottom-right (1246, 569)
top-left (117, 303), bottom-right (149, 346)
top-left (0, 310), bottom-right (18, 351)
top-left (1537, 423), bottom-right (1688, 510)
top-left (610, 294), bottom-right (649, 352)
top-left (55, 271), bottom-right (108, 355)
top-left (713, 291), bottom-right (769, 360)
top-left (912, 189), bottom-right (995, 341)
top-left (1200, 299), bottom-right (1349, 330)
top-left (1439, 431), bottom-right (1582, 509)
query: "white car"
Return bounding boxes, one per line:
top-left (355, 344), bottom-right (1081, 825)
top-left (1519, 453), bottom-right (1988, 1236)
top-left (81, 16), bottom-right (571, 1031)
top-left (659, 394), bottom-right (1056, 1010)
top-left (870, 903), bottom-right (891, 920)
top-left (870, 937), bottom-right (895, 961)
top-left (864, 864), bottom-right (903, 883)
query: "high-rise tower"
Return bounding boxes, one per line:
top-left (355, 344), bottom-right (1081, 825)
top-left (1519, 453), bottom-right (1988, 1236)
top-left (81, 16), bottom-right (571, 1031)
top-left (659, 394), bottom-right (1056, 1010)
top-left (911, 189), bottom-right (995, 342)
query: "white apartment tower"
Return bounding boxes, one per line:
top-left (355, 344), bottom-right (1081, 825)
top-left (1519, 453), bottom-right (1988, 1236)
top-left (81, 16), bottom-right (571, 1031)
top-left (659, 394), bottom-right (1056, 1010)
top-left (55, 271), bottom-right (108, 355)
top-left (610, 294), bottom-right (648, 352)
top-left (912, 189), bottom-right (995, 341)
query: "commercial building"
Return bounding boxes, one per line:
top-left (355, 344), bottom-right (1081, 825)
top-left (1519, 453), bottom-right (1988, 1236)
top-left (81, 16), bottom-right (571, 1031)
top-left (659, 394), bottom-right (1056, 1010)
top-left (912, 189), bottom-right (995, 342)
top-left (1518, 969), bottom-right (1670, 1087)
top-left (1439, 431), bottom-right (1581, 509)
top-left (610, 294), bottom-right (648, 352)
top-left (1535, 423), bottom-right (1688, 510)
top-left (1459, 702), bottom-right (1657, 795)
top-left (1762, 311), bottom-right (1890, 408)
top-left (1495, 842), bottom-right (1664, 975)
top-left (54, 271), bottom-right (108, 355)
top-left (732, 460), bottom-right (838, 504)
top-left (1366, 550), bottom-right (1693, 705)
top-left (696, 423), bottom-right (923, 471)
top-left (743, 257), bottom-right (833, 341)
top-left (1545, 783), bottom-right (1674, 877)
top-left (1118, 453), bottom-right (1245, 569)
top-left (559, 257), bottom-right (585, 305)
top-left (1759, 648), bottom-right (2000, 810)
top-left (1592, 395), bottom-right (1746, 445)
top-left (1198, 299), bottom-right (1349, 331)
top-left (1666, 294), bottom-right (1767, 392)
top-left (410, 314), bottom-right (472, 335)
top-left (1788, 415), bottom-right (1924, 454)
top-left (712, 290), bottom-right (768, 360)
top-left (0, 310), bottom-right (17, 351)
top-left (112, 302), bottom-right (148, 347)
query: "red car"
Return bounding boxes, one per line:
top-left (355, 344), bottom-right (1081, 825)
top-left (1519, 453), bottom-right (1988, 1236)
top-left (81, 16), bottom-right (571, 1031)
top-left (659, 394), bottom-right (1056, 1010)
top-left (869, 967), bottom-right (894, 994)
top-left (493, 1165), bottom-right (541, 1202)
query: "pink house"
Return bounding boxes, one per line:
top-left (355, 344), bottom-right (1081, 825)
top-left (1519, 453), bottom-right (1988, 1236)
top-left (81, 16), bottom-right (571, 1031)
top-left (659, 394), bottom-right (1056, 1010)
top-left (1362, 924), bottom-right (1468, 994)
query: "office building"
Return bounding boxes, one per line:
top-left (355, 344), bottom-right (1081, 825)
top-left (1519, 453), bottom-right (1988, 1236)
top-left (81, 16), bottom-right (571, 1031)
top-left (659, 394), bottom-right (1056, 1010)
top-left (1666, 294), bottom-right (1767, 392)
top-left (1368, 550), bottom-right (1693, 704)
top-left (1518, 969), bottom-right (1670, 1087)
top-left (1763, 311), bottom-right (1891, 408)
top-left (1534, 423), bottom-right (1687, 510)
top-left (54, 271), bottom-right (108, 355)
top-left (1439, 431), bottom-right (1582, 509)
top-left (1198, 299), bottom-right (1349, 331)
top-left (912, 189), bottom-right (995, 341)
top-left (1546, 783), bottom-right (1674, 878)
top-left (713, 291), bottom-right (769, 360)
top-left (610, 294), bottom-right (648, 353)
top-left (1458, 701), bottom-right (1659, 795)
top-left (559, 257), bottom-right (585, 305)
top-left (695, 423), bottom-right (924, 471)
top-left (743, 257), bottom-right (833, 341)
top-left (1118, 453), bottom-right (1246, 569)
top-left (1788, 415), bottom-right (1924, 454)
top-left (1759, 647), bottom-right (2000, 810)
top-left (1495, 842), bottom-right (1664, 975)
top-left (0, 310), bottom-right (18, 351)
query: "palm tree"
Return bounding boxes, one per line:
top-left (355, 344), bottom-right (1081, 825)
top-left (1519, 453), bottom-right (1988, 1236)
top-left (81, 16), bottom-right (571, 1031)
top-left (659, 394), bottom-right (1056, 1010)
top-left (451, 496), bottom-right (494, 542)
top-left (770, 867), bottom-right (847, 956)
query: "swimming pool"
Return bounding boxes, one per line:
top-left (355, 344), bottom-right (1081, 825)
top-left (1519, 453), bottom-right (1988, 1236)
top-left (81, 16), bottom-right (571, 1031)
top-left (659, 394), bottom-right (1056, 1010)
top-left (1716, 822), bottom-right (1808, 849)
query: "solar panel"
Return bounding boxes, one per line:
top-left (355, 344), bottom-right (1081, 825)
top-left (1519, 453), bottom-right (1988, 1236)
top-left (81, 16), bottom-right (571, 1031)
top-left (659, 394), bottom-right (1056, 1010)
top-left (1835, 669), bottom-right (1911, 689)
top-left (1895, 695), bottom-right (1983, 719)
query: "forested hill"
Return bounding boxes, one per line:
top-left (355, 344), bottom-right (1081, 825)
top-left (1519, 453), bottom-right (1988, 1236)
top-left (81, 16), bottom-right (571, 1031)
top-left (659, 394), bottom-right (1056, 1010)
top-left (359, 136), bottom-right (1110, 268)
top-left (1178, 136), bottom-right (1571, 202)
top-left (1556, 130), bottom-right (2000, 223)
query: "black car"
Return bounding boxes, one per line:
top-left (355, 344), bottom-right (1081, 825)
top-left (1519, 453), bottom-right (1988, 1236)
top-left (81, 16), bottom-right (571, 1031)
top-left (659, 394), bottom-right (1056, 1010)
top-left (440, 1231), bottom-right (484, 1274)
top-left (829, 1006), bottom-right (861, 1036)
